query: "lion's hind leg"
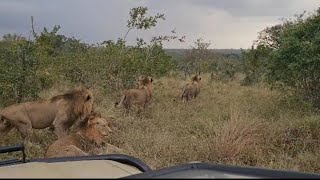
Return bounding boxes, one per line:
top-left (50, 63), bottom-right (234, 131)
top-left (52, 113), bottom-right (71, 139)
top-left (53, 123), bottom-right (68, 140)
top-left (122, 98), bottom-right (132, 115)
top-left (136, 105), bottom-right (144, 115)
top-left (181, 90), bottom-right (188, 103)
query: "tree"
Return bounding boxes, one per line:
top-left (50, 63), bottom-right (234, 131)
top-left (266, 8), bottom-right (320, 108)
top-left (254, 11), bottom-right (305, 50)
top-left (124, 6), bottom-right (165, 41)
top-left (0, 34), bottom-right (40, 105)
top-left (240, 11), bottom-right (302, 85)
top-left (240, 44), bottom-right (272, 85)
top-left (184, 38), bottom-right (211, 77)
top-left (101, 6), bottom-right (185, 89)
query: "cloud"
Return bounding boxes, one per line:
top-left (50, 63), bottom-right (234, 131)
top-left (144, 0), bottom-right (320, 48)
top-left (0, 0), bottom-right (319, 49)
top-left (187, 0), bottom-right (317, 17)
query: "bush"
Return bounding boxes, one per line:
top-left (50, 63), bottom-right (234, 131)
top-left (266, 9), bottom-right (320, 109)
top-left (0, 34), bottom-right (43, 106)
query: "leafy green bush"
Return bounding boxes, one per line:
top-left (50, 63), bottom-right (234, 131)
top-left (267, 8), bottom-right (320, 109)
top-left (0, 34), bottom-right (42, 106)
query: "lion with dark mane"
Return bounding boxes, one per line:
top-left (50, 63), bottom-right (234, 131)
top-left (114, 75), bottom-right (153, 113)
top-left (45, 112), bottom-right (112, 158)
top-left (0, 89), bottom-right (94, 142)
top-left (180, 75), bottom-right (202, 102)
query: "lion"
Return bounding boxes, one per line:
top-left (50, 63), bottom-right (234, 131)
top-left (135, 75), bottom-right (152, 89)
top-left (0, 89), bottom-right (94, 143)
top-left (45, 112), bottom-right (113, 158)
top-left (114, 76), bottom-right (153, 113)
top-left (180, 75), bottom-right (202, 102)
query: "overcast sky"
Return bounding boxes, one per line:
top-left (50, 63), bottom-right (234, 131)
top-left (0, 0), bottom-right (319, 49)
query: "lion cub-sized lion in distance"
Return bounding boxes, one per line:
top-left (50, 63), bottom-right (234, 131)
top-left (115, 76), bottom-right (153, 113)
top-left (0, 89), bottom-right (94, 142)
top-left (45, 112), bottom-right (112, 158)
top-left (181, 75), bottom-right (202, 102)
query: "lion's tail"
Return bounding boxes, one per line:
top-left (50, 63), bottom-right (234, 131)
top-left (114, 93), bottom-right (127, 108)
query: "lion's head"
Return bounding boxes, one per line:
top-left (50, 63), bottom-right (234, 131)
top-left (137, 75), bottom-right (153, 89)
top-left (191, 75), bottom-right (201, 83)
top-left (78, 112), bottom-right (112, 146)
top-left (141, 75), bottom-right (154, 93)
top-left (51, 89), bottom-right (94, 121)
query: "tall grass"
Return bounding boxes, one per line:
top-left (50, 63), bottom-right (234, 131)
top-left (1, 73), bottom-right (319, 173)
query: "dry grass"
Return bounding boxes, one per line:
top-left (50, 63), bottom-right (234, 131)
top-left (1, 73), bottom-right (320, 173)
top-left (211, 105), bottom-right (267, 164)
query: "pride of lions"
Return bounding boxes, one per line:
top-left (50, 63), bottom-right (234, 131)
top-left (0, 74), bottom-right (201, 158)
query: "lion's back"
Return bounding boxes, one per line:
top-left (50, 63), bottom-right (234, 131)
top-left (45, 145), bottom-right (86, 158)
top-left (45, 135), bottom-right (81, 158)
top-left (24, 101), bottom-right (60, 128)
top-left (126, 89), bottom-right (148, 100)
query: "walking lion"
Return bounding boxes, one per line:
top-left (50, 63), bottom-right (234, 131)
top-left (0, 89), bottom-right (94, 143)
top-left (115, 75), bottom-right (153, 113)
top-left (180, 75), bottom-right (202, 102)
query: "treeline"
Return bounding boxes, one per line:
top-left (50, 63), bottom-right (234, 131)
top-left (241, 8), bottom-right (320, 110)
top-left (2, 5), bottom-right (320, 111)
top-left (0, 5), bottom-right (243, 107)
top-left (0, 7), bottom-right (185, 106)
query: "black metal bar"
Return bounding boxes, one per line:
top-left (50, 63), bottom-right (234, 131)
top-left (0, 144), bottom-right (26, 165)
top-left (123, 162), bottom-right (320, 179)
top-left (0, 144), bottom-right (24, 154)
top-left (0, 159), bottom-right (21, 166)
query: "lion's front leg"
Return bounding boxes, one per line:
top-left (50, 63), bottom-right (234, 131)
top-left (52, 114), bottom-right (69, 139)
top-left (0, 120), bottom-right (14, 139)
top-left (15, 122), bottom-right (37, 146)
top-left (53, 125), bottom-right (68, 139)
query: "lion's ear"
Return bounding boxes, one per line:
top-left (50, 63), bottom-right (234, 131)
top-left (87, 116), bottom-right (96, 126)
top-left (89, 111), bottom-right (99, 119)
top-left (86, 95), bottom-right (91, 101)
top-left (95, 113), bottom-right (102, 118)
top-left (79, 115), bottom-right (90, 128)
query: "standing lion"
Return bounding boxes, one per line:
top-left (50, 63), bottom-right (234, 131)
top-left (136, 75), bottom-right (151, 89)
top-left (181, 75), bottom-right (202, 102)
top-left (0, 89), bottom-right (94, 143)
top-left (114, 76), bottom-right (153, 113)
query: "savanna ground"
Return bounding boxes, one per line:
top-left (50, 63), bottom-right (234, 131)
top-left (1, 72), bottom-right (320, 174)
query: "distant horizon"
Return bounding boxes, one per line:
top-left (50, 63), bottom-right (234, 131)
top-left (0, 30), bottom-right (247, 50)
top-left (164, 48), bottom-right (243, 50)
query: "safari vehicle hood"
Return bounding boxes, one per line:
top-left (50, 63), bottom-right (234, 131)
top-left (1, 144), bottom-right (320, 179)
top-left (0, 158), bottom-right (143, 178)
